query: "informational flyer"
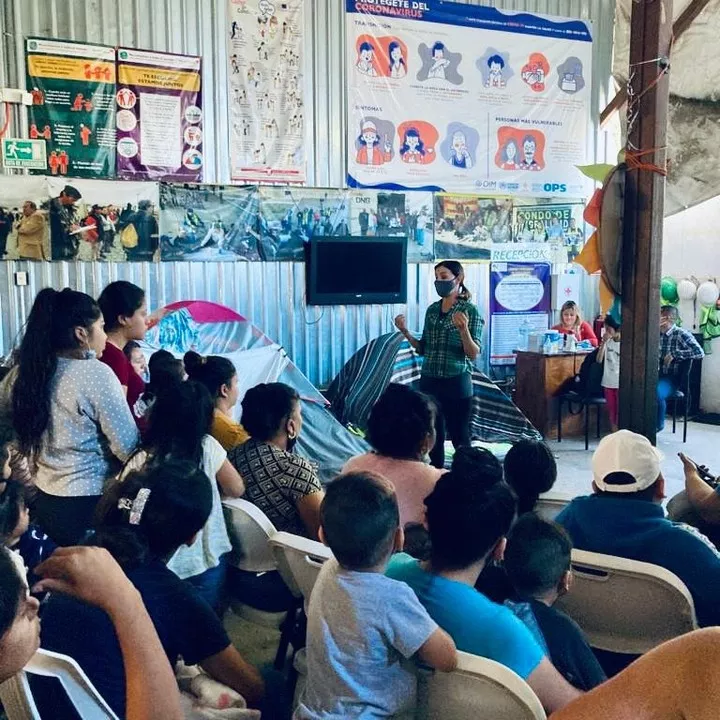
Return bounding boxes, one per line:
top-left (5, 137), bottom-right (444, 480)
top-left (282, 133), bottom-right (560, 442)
top-left (26, 37), bottom-right (116, 178)
top-left (489, 262), bottom-right (551, 365)
top-left (116, 48), bottom-right (203, 181)
top-left (227, 0), bottom-right (306, 183)
top-left (345, 1), bottom-right (592, 197)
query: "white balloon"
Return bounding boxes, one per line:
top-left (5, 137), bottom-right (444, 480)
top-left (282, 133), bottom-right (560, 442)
top-left (677, 279), bottom-right (697, 301)
top-left (697, 281), bottom-right (720, 307)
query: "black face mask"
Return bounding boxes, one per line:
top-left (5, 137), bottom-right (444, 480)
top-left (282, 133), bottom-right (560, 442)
top-left (434, 278), bottom-right (456, 297)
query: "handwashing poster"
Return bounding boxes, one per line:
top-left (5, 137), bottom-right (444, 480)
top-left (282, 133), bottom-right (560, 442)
top-left (345, 0), bottom-right (592, 198)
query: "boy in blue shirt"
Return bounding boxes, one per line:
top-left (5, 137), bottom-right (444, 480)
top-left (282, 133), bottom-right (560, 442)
top-left (296, 472), bottom-right (456, 719)
top-left (387, 473), bottom-right (582, 714)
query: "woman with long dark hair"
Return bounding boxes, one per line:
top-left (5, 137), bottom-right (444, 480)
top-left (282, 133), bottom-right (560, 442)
top-left (395, 260), bottom-right (483, 468)
top-left (184, 351), bottom-right (249, 451)
top-left (121, 380), bottom-right (244, 612)
top-left (97, 281), bottom-right (148, 424)
top-left (10, 288), bottom-right (139, 545)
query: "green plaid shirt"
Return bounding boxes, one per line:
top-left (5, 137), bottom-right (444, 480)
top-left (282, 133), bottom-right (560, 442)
top-left (417, 300), bottom-right (483, 378)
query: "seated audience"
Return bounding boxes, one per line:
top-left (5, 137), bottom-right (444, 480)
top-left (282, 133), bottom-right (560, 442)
top-left (229, 383), bottom-right (323, 539)
top-left (185, 351), bottom-right (249, 451)
top-left (0, 475), bottom-right (55, 588)
top-left (342, 383), bottom-right (444, 526)
top-left (504, 439), bottom-right (558, 515)
top-left (9, 288), bottom-right (139, 545)
top-left (0, 544), bottom-right (185, 720)
top-left (98, 281), bottom-right (148, 424)
top-left (387, 472), bottom-right (582, 713)
top-left (503, 514), bottom-right (606, 691)
top-left (658, 305), bottom-right (704, 431)
top-left (557, 430), bottom-right (720, 627)
top-left (122, 381), bottom-right (244, 612)
top-left (552, 628), bottom-right (720, 720)
top-left (297, 472), bottom-right (456, 719)
top-left (123, 339), bottom-right (148, 381)
top-left (38, 461), bottom-right (263, 718)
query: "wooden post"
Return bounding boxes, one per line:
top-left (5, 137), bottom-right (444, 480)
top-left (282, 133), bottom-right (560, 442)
top-left (618, 0), bottom-right (673, 442)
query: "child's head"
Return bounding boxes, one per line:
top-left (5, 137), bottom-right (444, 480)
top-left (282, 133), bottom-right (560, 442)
top-left (424, 472), bottom-right (516, 572)
top-left (504, 514), bottom-right (572, 603)
top-left (366, 384), bottom-right (436, 461)
top-left (0, 546), bottom-right (39, 682)
top-left (604, 314), bottom-right (620, 339)
top-left (148, 349), bottom-right (185, 392)
top-left (94, 459), bottom-right (212, 569)
top-left (503, 440), bottom-right (557, 515)
top-left (124, 340), bottom-right (147, 377)
top-left (321, 472), bottom-right (400, 571)
top-left (145, 380), bottom-right (214, 464)
top-left (451, 446), bottom-right (504, 489)
top-left (0, 478), bottom-right (28, 547)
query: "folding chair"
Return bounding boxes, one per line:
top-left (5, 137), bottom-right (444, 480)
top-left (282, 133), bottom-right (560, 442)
top-left (556, 549), bottom-right (698, 654)
top-left (0, 648), bottom-right (118, 720)
top-left (416, 651), bottom-right (546, 720)
top-left (534, 491), bottom-right (572, 522)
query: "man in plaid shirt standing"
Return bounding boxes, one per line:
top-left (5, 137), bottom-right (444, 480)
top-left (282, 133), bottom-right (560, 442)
top-left (658, 306), bottom-right (704, 431)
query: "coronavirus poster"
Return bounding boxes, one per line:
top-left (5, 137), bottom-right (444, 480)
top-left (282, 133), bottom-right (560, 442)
top-left (345, 1), bottom-right (592, 198)
top-left (26, 38), bottom-right (116, 178)
top-left (226, 0), bottom-right (306, 183)
top-left (116, 48), bottom-right (203, 181)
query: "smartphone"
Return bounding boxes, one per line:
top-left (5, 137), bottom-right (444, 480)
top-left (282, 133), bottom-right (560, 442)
top-left (684, 455), bottom-right (715, 483)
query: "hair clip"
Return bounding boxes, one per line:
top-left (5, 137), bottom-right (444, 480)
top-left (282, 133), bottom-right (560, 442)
top-left (129, 488), bottom-right (151, 525)
top-left (117, 497), bottom-right (133, 511)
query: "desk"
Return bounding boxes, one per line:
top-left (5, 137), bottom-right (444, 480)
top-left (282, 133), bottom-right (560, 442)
top-left (515, 350), bottom-right (592, 439)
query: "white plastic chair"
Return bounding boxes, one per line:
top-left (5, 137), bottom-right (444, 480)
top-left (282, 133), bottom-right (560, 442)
top-left (222, 497), bottom-right (278, 573)
top-left (556, 549), bottom-right (699, 654)
top-left (0, 648), bottom-right (118, 720)
top-left (534, 491), bottom-right (572, 522)
top-left (416, 651), bottom-right (546, 720)
top-left (269, 531), bottom-right (332, 607)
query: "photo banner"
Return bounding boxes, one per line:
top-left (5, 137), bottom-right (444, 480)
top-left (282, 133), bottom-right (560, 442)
top-left (513, 201), bottom-right (586, 261)
top-left (489, 262), bottom-right (551, 365)
top-left (345, 1), bottom-right (592, 198)
top-left (116, 48), bottom-right (203, 181)
top-left (227, 0), bottom-right (306, 183)
top-left (26, 37), bottom-right (116, 178)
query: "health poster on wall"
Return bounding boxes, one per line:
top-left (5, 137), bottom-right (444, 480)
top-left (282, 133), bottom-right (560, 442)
top-left (116, 48), bottom-right (203, 181)
top-left (26, 38), bottom-right (116, 178)
top-left (348, 189), bottom-right (434, 262)
top-left (226, 0), bottom-right (306, 183)
top-left (434, 194), bottom-right (512, 261)
top-left (489, 262), bottom-right (550, 365)
top-left (345, 1), bottom-right (592, 198)
top-left (513, 201), bottom-right (586, 261)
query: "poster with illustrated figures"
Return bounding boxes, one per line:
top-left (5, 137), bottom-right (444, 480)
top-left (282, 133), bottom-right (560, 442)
top-left (227, 0), bottom-right (306, 183)
top-left (345, 0), bottom-right (592, 198)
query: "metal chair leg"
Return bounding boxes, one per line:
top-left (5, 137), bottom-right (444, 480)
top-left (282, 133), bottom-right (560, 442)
top-left (557, 398), bottom-right (562, 442)
top-left (672, 398), bottom-right (677, 434)
top-left (683, 395), bottom-right (689, 443)
top-left (596, 404), bottom-right (601, 438)
top-left (584, 403), bottom-right (590, 451)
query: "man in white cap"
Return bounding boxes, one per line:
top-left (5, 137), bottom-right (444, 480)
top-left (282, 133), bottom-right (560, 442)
top-left (557, 430), bottom-right (720, 628)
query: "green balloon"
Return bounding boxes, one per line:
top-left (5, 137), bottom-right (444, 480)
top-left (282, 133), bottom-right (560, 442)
top-left (661, 276), bottom-right (679, 304)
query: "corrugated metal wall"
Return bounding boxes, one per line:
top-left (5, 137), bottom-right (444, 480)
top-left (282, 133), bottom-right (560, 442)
top-left (0, 0), bottom-right (615, 387)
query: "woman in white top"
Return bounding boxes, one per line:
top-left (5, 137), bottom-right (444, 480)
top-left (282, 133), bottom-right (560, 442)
top-left (597, 314), bottom-right (621, 432)
top-left (121, 380), bottom-right (244, 613)
top-left (9, 288), bottom-right (139, 546)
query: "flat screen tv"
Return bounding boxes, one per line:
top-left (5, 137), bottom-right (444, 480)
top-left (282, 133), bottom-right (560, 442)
top-left (306, 236), bottom-right (407, 306)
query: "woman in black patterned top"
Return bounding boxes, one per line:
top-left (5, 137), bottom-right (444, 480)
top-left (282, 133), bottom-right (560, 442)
top-left (395, 260), bottom-right (483, 468)
top-left (228, 383), bottom-right (324, 539)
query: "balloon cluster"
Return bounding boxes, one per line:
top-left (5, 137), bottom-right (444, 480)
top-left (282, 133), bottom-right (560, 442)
top-left (662, 277), bottom-right (720, 308)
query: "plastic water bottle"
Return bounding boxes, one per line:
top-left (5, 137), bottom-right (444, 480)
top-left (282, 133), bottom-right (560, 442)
top-left (517, 319), bottom-right (531, 351)
top-left (543, 334), bottom-right (553, 355)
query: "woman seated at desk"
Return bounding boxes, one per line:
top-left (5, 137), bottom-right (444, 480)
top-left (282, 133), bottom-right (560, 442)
top-left (552, 300), bottom-right (598, 347)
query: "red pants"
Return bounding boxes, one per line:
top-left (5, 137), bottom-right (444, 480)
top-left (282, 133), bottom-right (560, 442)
top-left (603, 387), bottom-right (619, 427)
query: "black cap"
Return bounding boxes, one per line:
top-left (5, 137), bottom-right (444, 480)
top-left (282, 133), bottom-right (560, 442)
top-left (63, 185), bottom-right (81, 200)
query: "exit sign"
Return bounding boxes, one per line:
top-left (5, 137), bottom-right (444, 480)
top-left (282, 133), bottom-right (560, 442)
top-left (1, 138), bottom-right (46, 169)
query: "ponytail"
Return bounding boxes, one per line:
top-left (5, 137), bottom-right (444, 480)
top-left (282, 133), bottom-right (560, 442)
top-left (458, 283), bottom-right (472, 302)
top-left (12, 288), bottom-right (101, 459)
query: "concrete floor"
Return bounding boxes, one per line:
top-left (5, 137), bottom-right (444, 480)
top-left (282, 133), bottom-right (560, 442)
top-left (551, 420), bottom-right (720, 501)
